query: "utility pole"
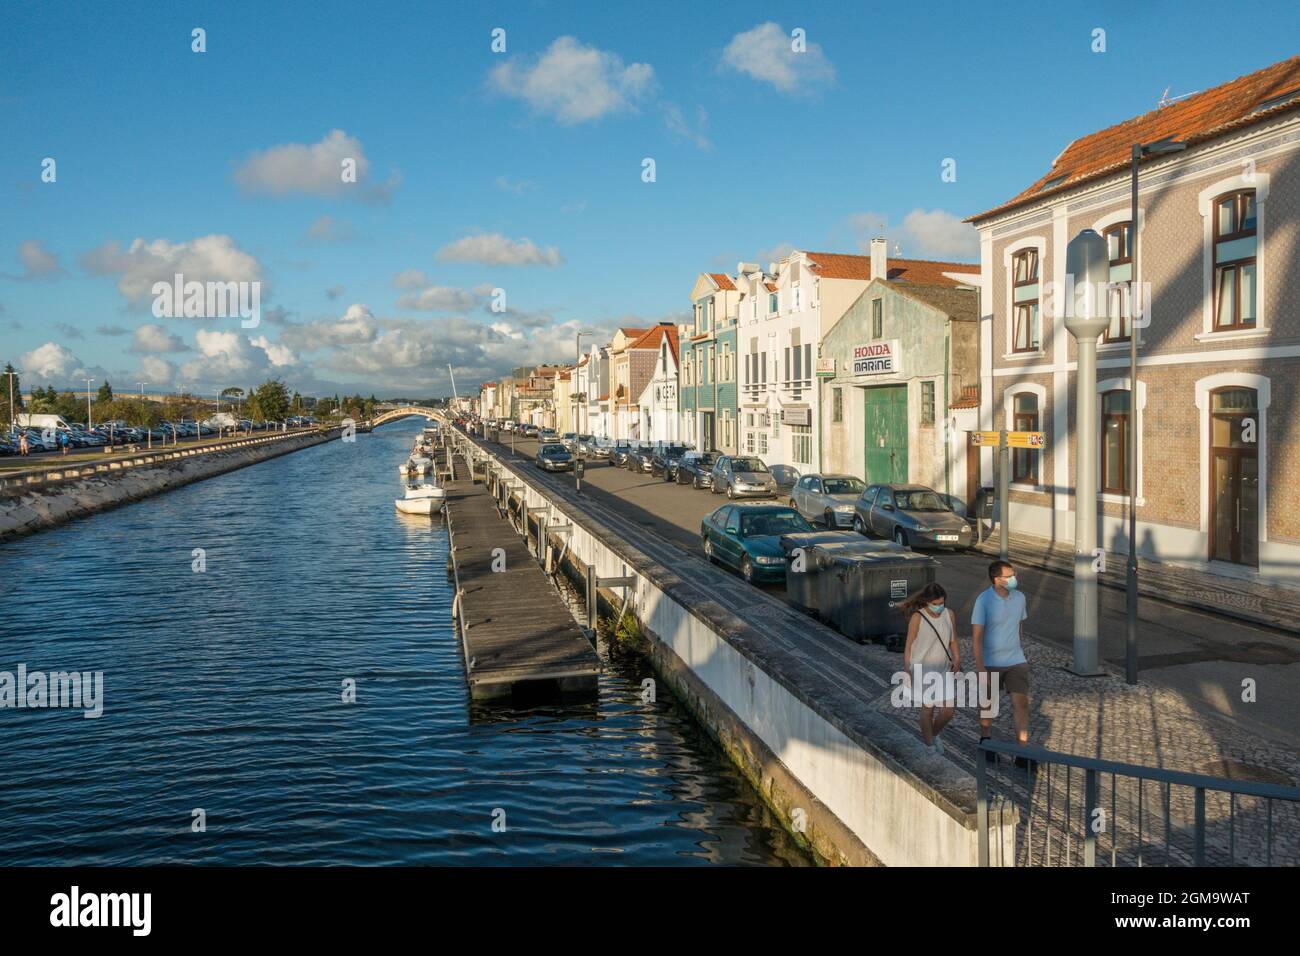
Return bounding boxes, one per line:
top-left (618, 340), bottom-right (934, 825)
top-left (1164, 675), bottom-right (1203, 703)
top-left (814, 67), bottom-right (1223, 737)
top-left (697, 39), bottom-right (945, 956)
top-left (84, 378), bottom-right (95, 428)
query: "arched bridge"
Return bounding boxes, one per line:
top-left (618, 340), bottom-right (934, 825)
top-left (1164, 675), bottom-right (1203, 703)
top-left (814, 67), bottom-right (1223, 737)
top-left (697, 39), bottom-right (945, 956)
top-left (368, 406), bottom-right (444, 428)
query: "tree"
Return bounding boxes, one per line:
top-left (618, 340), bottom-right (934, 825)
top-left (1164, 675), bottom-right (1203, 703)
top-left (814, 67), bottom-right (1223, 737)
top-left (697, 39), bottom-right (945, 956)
top-left (248, 379), bottom-right (291, 422)
top-left (94, 398), bottom-right (161, 428)
top-left (220, 387), bottom-right (244, 415)
top-left (97, 380), bottom-right (114, 403)
top-left (291, 390), bottom-right (303, 414)
top-left (0, 363), bottom-right (21, 427)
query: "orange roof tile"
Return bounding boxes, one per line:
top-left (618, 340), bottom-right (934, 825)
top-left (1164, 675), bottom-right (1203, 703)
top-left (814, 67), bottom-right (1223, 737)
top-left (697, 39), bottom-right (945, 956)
top-left (970, 55), bottom-right (1300, 222)
top-left (628, 323), bottom-right (681, 365)
top-left (803, 251), bottom-right (978, 288)
top-left (949, 385), bottom-right (980, 409)
top-left (708, 272), bottom-right (736, 291)
top-left (618, 326), bottom-right (650, 340)
top-left (764, 281), bottom-right (778, 292)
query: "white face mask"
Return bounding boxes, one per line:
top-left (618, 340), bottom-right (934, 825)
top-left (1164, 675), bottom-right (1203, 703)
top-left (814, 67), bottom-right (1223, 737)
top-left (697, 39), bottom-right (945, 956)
top-left (927, 602), bottom-right (945, 614)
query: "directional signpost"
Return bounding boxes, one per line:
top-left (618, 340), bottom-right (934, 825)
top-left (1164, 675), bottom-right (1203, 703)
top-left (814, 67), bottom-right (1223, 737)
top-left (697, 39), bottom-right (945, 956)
top-left (970, 430), bottom-right (1048, 559)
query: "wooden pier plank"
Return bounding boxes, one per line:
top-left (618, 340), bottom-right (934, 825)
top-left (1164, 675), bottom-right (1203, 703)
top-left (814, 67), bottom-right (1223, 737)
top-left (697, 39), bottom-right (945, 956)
top-left (444, 452), bottom-right (599, 698)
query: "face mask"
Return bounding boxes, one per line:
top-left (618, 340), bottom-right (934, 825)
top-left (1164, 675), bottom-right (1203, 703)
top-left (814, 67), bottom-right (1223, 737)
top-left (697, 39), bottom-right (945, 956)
top-left (927, 602), bottom-right (945, 614)
top-left (1004, 576), bottom-right (1019, 590)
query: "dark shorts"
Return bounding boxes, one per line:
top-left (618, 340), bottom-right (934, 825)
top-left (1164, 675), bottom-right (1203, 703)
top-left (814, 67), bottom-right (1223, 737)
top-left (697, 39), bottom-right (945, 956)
top-left (987, 663), bottom-right (1030, 697)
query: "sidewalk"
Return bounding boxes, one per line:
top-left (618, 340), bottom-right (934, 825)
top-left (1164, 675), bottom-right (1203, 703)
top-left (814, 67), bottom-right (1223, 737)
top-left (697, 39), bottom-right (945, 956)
top-left (975, 529), bottom-right (1300, 635)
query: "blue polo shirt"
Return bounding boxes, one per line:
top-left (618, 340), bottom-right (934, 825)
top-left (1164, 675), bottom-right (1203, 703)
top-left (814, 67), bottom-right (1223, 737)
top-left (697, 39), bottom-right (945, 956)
top-left (971, 587), bottom-right (1027, 667)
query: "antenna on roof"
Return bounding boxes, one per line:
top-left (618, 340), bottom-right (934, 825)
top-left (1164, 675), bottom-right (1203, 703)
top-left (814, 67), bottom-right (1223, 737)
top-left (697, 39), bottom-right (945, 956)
top-left (894, 243), bottom-right (901, 256)
top-left (1158, 86), bottom-right (1200, 108)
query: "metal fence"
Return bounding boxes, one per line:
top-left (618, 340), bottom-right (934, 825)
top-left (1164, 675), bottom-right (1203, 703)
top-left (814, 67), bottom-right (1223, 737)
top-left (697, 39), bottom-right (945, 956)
top-left (977, 739), bottom-right (1300, 867)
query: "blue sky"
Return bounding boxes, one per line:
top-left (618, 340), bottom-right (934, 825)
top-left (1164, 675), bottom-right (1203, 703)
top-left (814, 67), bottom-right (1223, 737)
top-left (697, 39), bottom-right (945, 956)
top-left (2, 0), bottom-right (1297, 397)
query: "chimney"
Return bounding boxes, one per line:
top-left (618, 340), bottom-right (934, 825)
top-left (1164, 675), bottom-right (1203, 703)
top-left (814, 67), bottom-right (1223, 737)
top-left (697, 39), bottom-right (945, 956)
top-left (870, 236), bottom-right (888, 281)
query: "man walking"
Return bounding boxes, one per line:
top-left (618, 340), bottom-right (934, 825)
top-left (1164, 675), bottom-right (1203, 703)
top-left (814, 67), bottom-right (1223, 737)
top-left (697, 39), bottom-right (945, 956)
top-left (972, 560), bottom-right (1032, 767)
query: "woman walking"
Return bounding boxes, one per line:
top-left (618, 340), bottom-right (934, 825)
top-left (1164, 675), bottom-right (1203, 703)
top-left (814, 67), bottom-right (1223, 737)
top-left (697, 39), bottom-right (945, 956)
top-left (901, 582), bottom-right (960, 753)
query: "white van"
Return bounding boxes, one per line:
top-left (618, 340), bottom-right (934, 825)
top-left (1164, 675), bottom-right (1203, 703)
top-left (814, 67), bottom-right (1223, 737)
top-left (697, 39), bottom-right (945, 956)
top-left (17, 413), bottom-right (70, 431)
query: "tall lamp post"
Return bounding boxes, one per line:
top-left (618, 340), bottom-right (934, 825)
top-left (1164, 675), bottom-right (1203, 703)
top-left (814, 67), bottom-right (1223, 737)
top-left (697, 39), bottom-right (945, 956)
top-left (1064, 229), bottom-right (1110, 677)
top-left (84, 378), bottom-right (95, 429)
top-left (1125, 136), bottom-right (1186, 685)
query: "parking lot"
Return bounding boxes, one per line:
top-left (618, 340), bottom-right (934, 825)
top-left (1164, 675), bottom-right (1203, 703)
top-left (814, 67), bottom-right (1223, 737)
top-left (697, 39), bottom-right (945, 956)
top-left (486, 429), bottom-right (1300, 749)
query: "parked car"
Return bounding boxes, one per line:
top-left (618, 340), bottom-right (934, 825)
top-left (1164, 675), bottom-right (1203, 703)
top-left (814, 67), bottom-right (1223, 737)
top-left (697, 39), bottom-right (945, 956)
top-left (710, 456), bottom-right (777, 499)
top-left (535, 442), bottom-right (573, 472)
top-left (701, 503), bottom-right (814, 584)
top-left (626, 445), bottom-right (657, 474)
top-left (560, 432), bottom-right (578, 450)
top-left (650, 444), bottom-right (690, 480)
top-left (790, 474), bottom-right (869, 528)
top-left (676, 451), bottom-right (719, 489)
top-left (609, 442), bottom-right (637, 467)
top-left (853, 483), bottom-right (975, 550)
top-left (539, 428), bottom-right (558, 442)
top-left (575, 436), bottom-right (601, 458)
top-left (770, 464), bottom-right (801, 497)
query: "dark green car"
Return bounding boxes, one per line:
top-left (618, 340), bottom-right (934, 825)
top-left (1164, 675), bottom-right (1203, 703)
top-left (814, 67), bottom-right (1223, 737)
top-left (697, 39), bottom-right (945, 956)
top-left (700, 503), bottom-right (814, 584)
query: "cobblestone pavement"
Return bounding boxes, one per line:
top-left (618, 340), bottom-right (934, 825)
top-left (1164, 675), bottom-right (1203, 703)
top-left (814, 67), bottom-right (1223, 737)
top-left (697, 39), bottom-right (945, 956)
top-left (861, 632), bottom-right (1300, 866)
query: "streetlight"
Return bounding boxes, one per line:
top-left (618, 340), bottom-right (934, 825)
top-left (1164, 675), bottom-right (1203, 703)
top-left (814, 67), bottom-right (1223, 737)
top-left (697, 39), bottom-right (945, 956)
top-left (137, 382), bottom-right (149, 448)
top-left (1125, 136), bottom-right (1186, 685)
top-left (1064, 229), bottom-right (1110, 677)
top-left (84, 378), bottom-right (95, 429)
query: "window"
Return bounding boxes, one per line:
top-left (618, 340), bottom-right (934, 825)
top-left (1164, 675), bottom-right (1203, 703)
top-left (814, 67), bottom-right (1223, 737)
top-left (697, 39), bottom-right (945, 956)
top-left (792, 425), bottom-right (811, 465)
top-left (872, 298), bottom-right (883, 338)
top-left (1011, 248), bottom-right (1040, 352)
top-left (832, 387), bottom-right (843, 423)
top-left (769, 292), bottom-right (778, 314)
top-left (1012, 392), bottom-right (1039, 483)
top-left (707, 298), bottom-right (716, 329)
top-left (745, 430), bottom-right (754, 452)
top-left (1212, 191), bottom-right (1257, 331)
top-left (921, 381), bottom-right (935, 424)
top-left (1103, 222), bottom-right (1133, 342)
top-left (758, 432), bottom-right (768, 454)
top-left (1101, 390), bottom-right (1130, 495)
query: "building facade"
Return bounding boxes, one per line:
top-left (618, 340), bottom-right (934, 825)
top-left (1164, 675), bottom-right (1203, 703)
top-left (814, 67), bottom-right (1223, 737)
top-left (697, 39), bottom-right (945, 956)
top-left (819, 270), bottom-right (979, 504)
top-left (969, 54), bottom-right (1300, 584)
top-left (679, 272), bottom-right (740, 453)
top-left (635, 324), bottom-right (680, 443)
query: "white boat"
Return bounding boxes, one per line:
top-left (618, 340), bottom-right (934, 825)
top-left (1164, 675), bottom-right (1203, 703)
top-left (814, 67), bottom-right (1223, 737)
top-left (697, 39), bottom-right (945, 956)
top-left (398, 455), bottom-right (432, 476)
top-left (395, 482), bottom-right (446, 515)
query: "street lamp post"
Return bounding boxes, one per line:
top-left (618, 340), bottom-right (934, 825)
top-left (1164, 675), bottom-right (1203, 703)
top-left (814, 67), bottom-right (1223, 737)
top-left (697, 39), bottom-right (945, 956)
top-left (138, 382), bottom-right (149, 447)
top-left (1124, 136), bottom-right (1186, 685)
top-left (1064, 229), bottom-right (1110, 677)
top-left (84, 378), bottom-right (95, 429)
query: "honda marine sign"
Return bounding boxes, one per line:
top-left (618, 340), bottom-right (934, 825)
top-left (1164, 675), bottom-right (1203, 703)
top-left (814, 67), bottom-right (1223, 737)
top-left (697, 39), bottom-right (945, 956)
top-left (852, 340), bottom-right (901, 376)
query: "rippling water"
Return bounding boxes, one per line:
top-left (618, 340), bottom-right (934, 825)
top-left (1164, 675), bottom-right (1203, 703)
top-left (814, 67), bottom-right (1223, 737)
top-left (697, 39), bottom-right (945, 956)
top-left (0, 422), bottom-right (807, 865)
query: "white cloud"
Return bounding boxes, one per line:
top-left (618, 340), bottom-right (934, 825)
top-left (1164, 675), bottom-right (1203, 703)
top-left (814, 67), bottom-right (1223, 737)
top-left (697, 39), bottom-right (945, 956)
top-left (278, 303), bottom-right (379, 352)
top-left (234, 130), bottom-right (399, 202)
top-left (131, 323), bottom-right (190, 354)
top-left (489, 36), bottom-right (655, 125)
top-left (494, 176), bottom-right (535, 194)
top-left (849, 209), bottom-right (979, 260)
top-left (250, 335), bottom-right (297, 367)
top-left (80, 234), bottom-right (266, 311)
top-left (19, 341), bottom-right (82, 379)
top-left (14, 239), bottom-right (66, 279)
top-left (178, 330), bottom-right (291, 387)
top-left (397, 285), bottom-right (482, 312)
top-left (721, 23), bottom-right (835, 96)
top-left (435, 232), bottom-right (563, 268)
top-left (305, 214), bottom-right (355, 242)
top-left (662, 103), bottom-right (712, 150)
top-left (392, 269), bottom-right (432, 290)
top-left (136, 355), bottom-right (176, 384)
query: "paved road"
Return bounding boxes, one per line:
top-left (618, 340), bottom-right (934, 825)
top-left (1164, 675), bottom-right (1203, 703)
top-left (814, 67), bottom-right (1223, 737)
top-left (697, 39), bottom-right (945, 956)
top-left (492, 434), bottom-right (1299, 751)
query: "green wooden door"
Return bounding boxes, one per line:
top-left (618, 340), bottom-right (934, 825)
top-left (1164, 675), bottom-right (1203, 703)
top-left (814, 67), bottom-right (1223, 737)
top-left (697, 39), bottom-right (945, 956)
top-left (864, 385), bottom-right (908, 484)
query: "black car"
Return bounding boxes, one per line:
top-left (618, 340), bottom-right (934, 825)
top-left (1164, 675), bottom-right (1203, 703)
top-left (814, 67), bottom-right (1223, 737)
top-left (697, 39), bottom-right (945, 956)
top-left (676, 451), bottom-right (719, 489)
top-left (610, 442), bottom-right (637, 467)
top-left (650, 444), bottom-right (690, 480)
top-left (626, 446), bottom-right (657, 474)
top-left (535, 442), bottom-right (573, 472)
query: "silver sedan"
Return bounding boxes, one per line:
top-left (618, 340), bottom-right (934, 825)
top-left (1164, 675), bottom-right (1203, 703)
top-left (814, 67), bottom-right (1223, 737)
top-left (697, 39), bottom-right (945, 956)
top-left (788, 474), bottom-right (867, 528)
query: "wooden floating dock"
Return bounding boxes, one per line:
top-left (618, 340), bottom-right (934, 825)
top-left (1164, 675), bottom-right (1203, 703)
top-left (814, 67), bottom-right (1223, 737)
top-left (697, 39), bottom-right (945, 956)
top-left (444, 452), bottom-right (600, 700)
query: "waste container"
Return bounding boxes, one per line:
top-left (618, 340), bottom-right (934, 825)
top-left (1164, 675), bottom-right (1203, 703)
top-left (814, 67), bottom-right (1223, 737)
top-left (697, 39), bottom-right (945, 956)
top-left (779, 533), bottom-right (905, 616)
top-left (819, 549), bottom-right (937, 644)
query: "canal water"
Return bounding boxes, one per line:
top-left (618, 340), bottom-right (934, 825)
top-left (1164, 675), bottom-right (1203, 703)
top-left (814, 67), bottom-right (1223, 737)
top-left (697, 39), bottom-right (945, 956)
top-left (0, 421), bottom-right (808, 865)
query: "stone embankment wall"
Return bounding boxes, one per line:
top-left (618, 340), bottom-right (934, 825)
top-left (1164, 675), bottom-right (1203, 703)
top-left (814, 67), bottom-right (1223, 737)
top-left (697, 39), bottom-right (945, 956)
top-left (0, 430), bottom-right (337, 542)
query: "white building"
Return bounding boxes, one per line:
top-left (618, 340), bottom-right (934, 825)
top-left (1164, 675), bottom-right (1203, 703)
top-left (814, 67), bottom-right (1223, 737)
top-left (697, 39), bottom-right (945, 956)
top-left (636, 324), bottom-right (680, 443)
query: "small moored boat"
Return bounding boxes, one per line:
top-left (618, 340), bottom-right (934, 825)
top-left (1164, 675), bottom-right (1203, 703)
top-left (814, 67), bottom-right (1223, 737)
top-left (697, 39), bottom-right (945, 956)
top-left (395, 482), bottom-right (446, 515)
